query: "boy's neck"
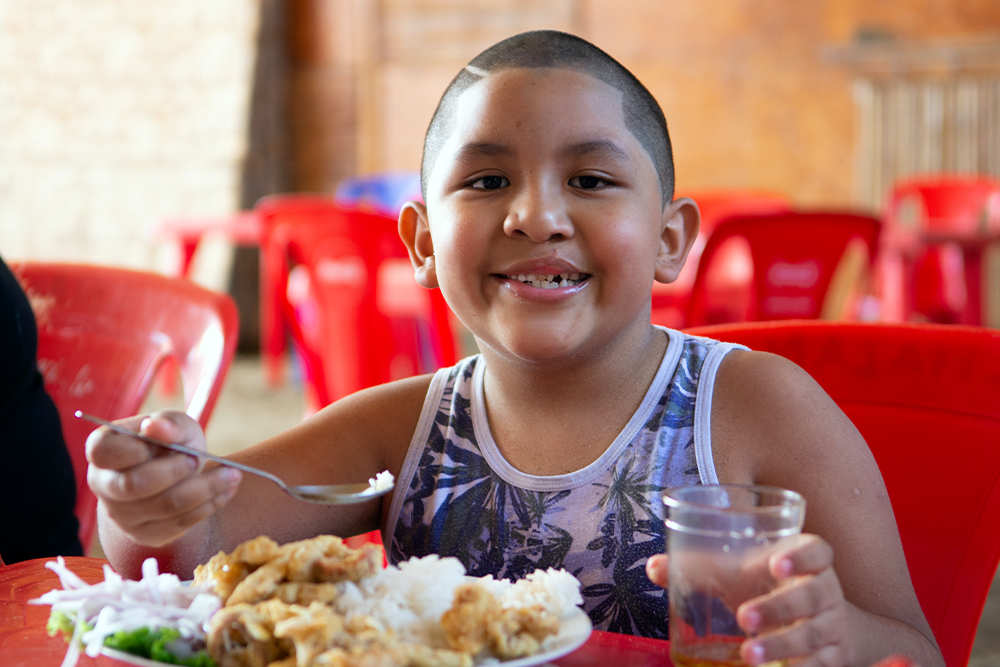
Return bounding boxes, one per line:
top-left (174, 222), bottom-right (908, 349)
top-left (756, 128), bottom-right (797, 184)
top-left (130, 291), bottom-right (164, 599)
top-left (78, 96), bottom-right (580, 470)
top-left (477, 324), bottom-right (669, 476)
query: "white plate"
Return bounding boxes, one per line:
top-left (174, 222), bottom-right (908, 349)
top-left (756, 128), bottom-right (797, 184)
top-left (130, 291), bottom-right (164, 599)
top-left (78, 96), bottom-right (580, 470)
top-left (100, 608), bottom-right (592, 667)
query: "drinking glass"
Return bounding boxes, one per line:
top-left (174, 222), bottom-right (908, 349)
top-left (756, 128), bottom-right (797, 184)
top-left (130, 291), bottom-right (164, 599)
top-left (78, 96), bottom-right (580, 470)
top-left (664, 484), bottom-right (806, 667)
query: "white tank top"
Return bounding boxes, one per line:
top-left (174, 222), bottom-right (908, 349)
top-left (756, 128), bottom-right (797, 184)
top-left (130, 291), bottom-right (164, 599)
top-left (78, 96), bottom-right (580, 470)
top-left (385, 327), bottom-right (746, 637)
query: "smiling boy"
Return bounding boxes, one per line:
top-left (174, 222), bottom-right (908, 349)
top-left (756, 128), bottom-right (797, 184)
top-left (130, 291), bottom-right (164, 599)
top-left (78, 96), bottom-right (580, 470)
top-left (88, 30), bottom-right (943, 667)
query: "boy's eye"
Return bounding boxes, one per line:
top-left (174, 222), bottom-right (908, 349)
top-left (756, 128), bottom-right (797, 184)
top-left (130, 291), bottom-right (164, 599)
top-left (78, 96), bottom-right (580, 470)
top-left (569, 175), bottom-right (609, 190)
top-left (470, 175), bottom-right (510, 190)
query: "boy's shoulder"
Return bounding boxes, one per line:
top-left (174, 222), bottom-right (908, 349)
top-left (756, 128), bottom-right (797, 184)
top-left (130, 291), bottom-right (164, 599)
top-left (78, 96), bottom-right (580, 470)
top-left (708, 348), bottom-right (872, 487)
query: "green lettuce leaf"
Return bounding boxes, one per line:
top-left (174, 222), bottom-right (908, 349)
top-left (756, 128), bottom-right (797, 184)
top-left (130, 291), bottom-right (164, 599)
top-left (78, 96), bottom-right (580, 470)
top-left (103, 626), bottom-right (217, 667)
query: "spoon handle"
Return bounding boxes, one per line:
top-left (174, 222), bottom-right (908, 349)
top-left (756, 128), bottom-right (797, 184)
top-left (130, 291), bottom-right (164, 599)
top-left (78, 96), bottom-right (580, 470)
top-left (74, 411), bottom-right (287, 489)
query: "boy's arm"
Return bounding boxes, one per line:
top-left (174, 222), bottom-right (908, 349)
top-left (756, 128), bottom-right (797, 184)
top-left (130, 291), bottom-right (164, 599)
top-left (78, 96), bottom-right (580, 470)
top-left (709, 350), bottom-right (943, 667)
top-left (90, 374), bottom-right (432, 580)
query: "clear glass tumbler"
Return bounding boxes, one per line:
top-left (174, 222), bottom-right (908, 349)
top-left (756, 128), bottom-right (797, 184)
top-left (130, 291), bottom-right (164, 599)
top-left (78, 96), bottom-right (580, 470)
top-left (664, 484), bottom-right (806, 667)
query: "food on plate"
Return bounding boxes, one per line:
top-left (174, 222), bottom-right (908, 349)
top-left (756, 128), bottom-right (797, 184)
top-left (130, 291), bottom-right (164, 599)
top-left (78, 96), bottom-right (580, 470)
top-left (441, 583), bottom-right (558, 658)
top-left (193, 535), bottom-right (382, 606)
top-left (36, 535), bottom-right (584, 667)
top-left (31, 556), bottom-right (220, 667)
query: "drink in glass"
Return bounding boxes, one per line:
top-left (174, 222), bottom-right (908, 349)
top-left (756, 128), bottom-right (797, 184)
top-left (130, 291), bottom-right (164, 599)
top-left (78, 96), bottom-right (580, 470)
top-left (663, 484), bottom-right (805, 667)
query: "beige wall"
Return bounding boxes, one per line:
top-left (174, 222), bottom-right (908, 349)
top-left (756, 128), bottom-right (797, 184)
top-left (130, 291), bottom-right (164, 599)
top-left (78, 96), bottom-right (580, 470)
top-left (0, 0), bottom-right (260, 287)
top-left (309, 0), bottom-right (1000, 209)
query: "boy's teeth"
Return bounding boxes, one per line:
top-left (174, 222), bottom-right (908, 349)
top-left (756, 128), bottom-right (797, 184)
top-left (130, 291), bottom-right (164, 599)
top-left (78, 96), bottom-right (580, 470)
top-left (509, 272), bottom-right (584, 289)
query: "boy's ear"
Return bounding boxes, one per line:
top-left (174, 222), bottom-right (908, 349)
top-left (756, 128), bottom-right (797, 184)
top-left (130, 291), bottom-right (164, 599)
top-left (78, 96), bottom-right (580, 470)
top-left (654, 197), bottom-right (701, 284)
top-left (398, 201), bottom-right (439, 288)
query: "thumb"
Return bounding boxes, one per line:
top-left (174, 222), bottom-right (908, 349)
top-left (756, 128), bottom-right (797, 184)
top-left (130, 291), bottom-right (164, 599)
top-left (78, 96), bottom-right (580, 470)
top-left (646, 553), bottom-right (670, 589)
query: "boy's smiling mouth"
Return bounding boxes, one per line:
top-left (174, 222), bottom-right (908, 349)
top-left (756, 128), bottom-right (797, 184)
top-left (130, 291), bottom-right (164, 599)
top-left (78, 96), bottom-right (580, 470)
top-left (500, 272), bottom-right (588, 289)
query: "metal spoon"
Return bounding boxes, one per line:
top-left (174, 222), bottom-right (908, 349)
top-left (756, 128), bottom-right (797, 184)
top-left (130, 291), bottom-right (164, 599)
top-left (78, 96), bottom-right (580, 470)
top-left (75, 411), bottom-right (394, 505)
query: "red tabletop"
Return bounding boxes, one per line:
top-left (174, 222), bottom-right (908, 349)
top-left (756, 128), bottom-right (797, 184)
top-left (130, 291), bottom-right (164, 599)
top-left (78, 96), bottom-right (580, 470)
top-left (0, 557), bottom-right (674, 667)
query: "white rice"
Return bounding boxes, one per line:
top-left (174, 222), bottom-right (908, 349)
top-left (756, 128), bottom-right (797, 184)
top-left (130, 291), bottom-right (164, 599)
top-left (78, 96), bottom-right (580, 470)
top-left (333, 556), bottom-right (582, 650)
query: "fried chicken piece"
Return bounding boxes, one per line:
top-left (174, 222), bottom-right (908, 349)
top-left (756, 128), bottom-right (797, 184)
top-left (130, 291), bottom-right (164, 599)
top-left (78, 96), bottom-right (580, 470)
top-left (273, 601), bottom-right (345, 667)
top-left (282, 535), bottom-right (345, 582)
top-left (208, 602), bottom-right (292, 667)
top-left (312, 542), bottom-right (384, 583)
top-left (228, 556), bottom-right (292, 606)
top-left (402, 644), bottom-right (474, 667)
top-left (441, 583), bottom-right (500, 655)
top-left (234, 535), bottom-right (284, 566)
top-left (313, 644), bottom-right (472, 667)
top-left (441, 582), bottom-right (560, 660)
top-left (489, 606), bottom-right (559, 659)
top-left (313, 645), bottom-right (403, 667)
top-left (194, 551), bottom-right (252, 603)
top-left (274, 582), bottom-right (339, 606)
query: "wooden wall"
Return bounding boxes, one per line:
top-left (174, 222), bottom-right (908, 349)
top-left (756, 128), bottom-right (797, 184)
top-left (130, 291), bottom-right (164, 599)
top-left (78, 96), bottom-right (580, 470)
top-left (285, 0), bottom-right (1000, 208)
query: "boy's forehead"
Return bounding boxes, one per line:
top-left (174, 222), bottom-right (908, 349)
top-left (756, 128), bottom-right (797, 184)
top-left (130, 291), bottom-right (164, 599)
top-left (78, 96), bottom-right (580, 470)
top-left (433, 67), bottom-right (634, 164)
top-left (458, 67), bottom-right (623, 127)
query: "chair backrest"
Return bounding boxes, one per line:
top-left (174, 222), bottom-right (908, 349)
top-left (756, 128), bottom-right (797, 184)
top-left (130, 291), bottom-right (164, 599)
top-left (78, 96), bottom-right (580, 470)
top-left (687, 212), bottom-right (881, 326)
top-left (684, 320), bottom-right (1000, 667)
top-left (885, 175), bottom-right (1000, 234)
top-left (256, 194), bottom-right (346, 386)
top-left (651, 191), bottom-right (791, 329)
top-left (10, 262), bottom-right (240, 550)
top-left (257, 197), bottom-right (456, 409)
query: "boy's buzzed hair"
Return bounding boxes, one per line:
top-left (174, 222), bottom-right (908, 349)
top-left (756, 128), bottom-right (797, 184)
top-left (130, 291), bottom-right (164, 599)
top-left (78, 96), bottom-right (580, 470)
top-left (421, 30), bottom-right (675, 206)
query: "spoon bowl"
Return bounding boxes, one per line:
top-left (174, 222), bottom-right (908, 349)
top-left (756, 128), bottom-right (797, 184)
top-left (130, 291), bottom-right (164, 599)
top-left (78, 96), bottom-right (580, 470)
top-left (75, 412), bottom-right (394, 505)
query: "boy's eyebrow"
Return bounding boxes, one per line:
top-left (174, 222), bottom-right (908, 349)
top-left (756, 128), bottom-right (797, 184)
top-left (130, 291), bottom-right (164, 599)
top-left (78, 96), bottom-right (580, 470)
top-left (562, 139), bottom-right (631, 162)
top-left (454, 142), bottom-right (513, 160)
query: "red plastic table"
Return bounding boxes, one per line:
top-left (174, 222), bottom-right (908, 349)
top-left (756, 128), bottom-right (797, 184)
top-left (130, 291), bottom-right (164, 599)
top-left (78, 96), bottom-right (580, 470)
top-left (0, 557), bottom-right (674, 666)
top-left (154, 212), bottom-right (262, 279)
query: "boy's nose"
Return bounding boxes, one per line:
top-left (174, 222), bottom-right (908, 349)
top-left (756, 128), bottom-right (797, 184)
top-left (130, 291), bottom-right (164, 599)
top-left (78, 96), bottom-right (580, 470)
top-left (503, 180), bottom-right (574, 242)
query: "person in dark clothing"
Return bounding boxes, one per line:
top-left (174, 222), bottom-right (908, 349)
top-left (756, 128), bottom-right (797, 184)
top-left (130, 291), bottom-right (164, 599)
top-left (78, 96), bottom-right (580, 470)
top-left (0, 255), bottom-right (83, 563)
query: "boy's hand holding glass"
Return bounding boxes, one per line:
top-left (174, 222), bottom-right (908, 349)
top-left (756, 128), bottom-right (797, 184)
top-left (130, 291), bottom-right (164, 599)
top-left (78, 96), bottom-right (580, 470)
top-left (649, 485), bottom-right (852, 667)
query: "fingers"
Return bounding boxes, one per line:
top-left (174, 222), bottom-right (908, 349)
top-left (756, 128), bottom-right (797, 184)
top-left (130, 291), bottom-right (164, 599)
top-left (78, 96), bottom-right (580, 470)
top-left (89, 451), bottom-right (199, 502)
top-left (86, 410), bottom-right (232, 547)
top-left (769, 534), bottom-right (835, 581)
top-left (101, 466), bottom-right (242, 547)
top-left (735, 563), bottom-right (848, 666)
top-left (85, 414), bottom-right (153, 470)
top-left (744, 635), bottom-right (847, 667)
top-left (646, 553), bottom-right (669, 588)
top-left (740, 567), bottom-right (844, 634)
top-left (741, 613), bottom-right (848, 667)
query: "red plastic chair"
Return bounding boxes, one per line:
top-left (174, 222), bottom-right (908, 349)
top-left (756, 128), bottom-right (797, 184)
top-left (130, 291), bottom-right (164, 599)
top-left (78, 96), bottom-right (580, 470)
top-left (651, 191), bottom-right (791, 329)
top-left (684, 320), bottom-right (1000, 667)
top-left (882, 175), bottom-right (1000, 325)
top-left (686, 212), bottom-right (881, 326)
top-left (10, 263), bottom-right (240, 551)
top-left (256, 195), bottom-right (345, 387)
top-left (258, 197), bottom-right (457, 409)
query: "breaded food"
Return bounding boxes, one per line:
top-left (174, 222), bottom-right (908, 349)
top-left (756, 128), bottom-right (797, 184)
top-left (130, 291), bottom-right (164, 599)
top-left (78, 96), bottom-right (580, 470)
top-left (194, 536), bottom-right (382, 606)
top-left (441, 583), bottom-right (559, 659)
top-left (200, 535), bottom-right (568, 667)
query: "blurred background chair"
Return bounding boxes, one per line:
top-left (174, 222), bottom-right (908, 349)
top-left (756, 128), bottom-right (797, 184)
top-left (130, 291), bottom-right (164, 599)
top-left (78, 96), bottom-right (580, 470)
top-left (10, 262), bottom-right (240, 552)
top-left (257, 196), bottom-right (456, 412)
top-left (651, 191), bottom-right (791, 329)
top-left (684, 320), bottom-right (1000, 667)
top-left (686, 211), bottom-right (881, 326)
top-left (881, 175), bottom-right (1000, 325)
top-left (256, 194), bottom-right (344, 387)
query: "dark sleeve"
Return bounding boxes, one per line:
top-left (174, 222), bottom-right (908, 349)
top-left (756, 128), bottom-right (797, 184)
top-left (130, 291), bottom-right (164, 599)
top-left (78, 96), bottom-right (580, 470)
top-left (0, 256), bottom-right (83, 563)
